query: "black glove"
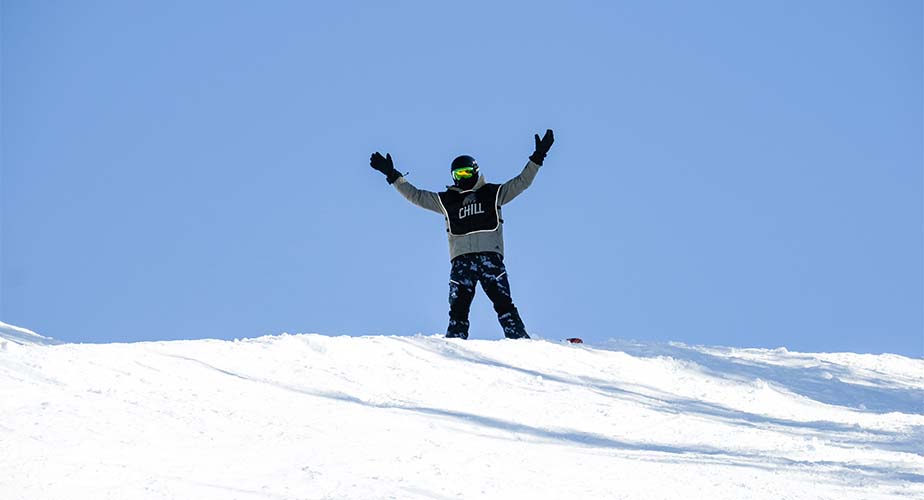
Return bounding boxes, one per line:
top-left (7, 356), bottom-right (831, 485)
top-left (370, 152), bottom-right (402, 184)
top-left (529, 129), bottom-right (554, 166)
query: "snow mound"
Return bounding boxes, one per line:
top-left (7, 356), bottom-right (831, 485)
top-left (0, 321), bottom-right (60, 347)
top-left (1, 333), bottom-right (921, 499)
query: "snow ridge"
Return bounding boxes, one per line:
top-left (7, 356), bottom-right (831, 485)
top-left (0, 321), bottom-right (59, 347)
top-left (0, 332), bottom-right (921, 499)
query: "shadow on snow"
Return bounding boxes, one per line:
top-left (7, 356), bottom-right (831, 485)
top-left (159, 346), bottom-right (923, 487)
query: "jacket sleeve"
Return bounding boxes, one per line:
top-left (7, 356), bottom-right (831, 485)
top-left (498, 160), bottom-right (541, 206)
top-left (393, 176), bottom-right (444, 214)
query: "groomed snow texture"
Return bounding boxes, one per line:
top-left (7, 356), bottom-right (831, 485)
top-left (1, 327), bottom-right (922, 499)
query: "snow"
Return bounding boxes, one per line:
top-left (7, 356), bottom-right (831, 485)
top-left (0, 321), bottom-right (60, 347)
top-left (1, 327), bottom-right (921, 499)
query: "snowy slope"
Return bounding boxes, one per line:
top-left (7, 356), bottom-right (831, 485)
top-left (0, 321), bottom-right (60, 346)
top-left (0, 331), bottom-right (921, 499)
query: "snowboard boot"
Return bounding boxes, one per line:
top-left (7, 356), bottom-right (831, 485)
top-left (446, 317), bottom-right (469, 339)
top-left (499, 311), bottom-right (529, 339)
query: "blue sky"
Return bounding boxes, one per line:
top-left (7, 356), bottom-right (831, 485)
top-left (2, 1), bottom-right (921, 356)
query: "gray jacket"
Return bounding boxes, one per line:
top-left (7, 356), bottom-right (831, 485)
top-left (393, 160), bottom-right (541, 260)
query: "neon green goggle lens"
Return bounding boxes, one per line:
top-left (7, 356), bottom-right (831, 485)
top-left (452, 167), bottom-right (476, 180)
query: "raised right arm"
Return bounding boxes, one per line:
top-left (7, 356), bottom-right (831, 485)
top-left (370, 151), bottom-right (443, 214)
top-left (393, 176), bottom-right (443, 214)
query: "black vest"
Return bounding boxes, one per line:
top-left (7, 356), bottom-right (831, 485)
top-left (437, 184), bottom-right (502, 236)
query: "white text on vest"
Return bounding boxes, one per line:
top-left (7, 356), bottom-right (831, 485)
top-left (459, 203), bottom-right (484, 219)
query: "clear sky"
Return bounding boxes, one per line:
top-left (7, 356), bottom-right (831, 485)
top-left (2, 1), bottom-right (921, 356)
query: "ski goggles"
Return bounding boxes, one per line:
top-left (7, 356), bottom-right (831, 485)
top-left (452, 167), bottom-right (476, 180)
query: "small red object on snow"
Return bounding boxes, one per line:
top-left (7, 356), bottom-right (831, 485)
top-left (565, 338), bottom-right (583, 344)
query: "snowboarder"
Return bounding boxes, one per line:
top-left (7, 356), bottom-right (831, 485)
top-left (369, 129), bottom-right (554, 340)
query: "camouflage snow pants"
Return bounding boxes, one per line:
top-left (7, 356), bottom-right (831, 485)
top-left (445, 252), bottom-right (529, 340)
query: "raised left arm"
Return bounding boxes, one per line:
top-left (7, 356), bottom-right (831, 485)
top-left (498, 129), bottom-right (554, 206)
top-left (498, 160), bottom-right (541, 206)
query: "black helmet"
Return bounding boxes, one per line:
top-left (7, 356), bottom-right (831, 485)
top-left (451, 155), bottom-right (478, 171)
top-left (450, 155), bottom-right (479, 189)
